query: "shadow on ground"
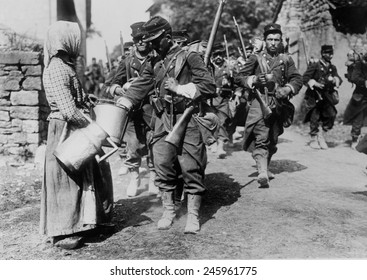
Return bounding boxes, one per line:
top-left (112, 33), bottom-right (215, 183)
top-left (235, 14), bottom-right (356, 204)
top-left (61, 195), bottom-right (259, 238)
top-left (248, 159), bottom-right (307, 177)
top-left (201, 172), bottom-right (247, 226)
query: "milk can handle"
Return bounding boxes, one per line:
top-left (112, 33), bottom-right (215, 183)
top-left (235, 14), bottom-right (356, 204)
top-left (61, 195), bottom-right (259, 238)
top-left (95, 137), bottom-right (118, 163)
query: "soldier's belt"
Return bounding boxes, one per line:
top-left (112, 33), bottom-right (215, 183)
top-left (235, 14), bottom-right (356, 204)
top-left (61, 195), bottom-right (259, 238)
top-left (163, 98), bottom-right (186, 114)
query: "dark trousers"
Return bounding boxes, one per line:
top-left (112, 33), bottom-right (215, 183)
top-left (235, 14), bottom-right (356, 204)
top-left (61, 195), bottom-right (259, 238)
top-left (152, 126), bottom-right (207, 194)
top-left (309, 101), bottom-right (336, 136)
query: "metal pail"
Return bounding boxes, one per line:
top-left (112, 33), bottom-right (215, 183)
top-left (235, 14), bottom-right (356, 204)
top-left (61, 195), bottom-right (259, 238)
top-left (93, 99), bottom-right (130, 146)
top-left (54, 119), bottom-right (118, 174)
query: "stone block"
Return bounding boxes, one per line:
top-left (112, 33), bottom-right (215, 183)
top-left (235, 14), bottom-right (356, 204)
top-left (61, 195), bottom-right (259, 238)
top-left (7, 146), bottom-right (23, 155)
top-left (0, 51), bottom-right (40, 65)
top-left (0, 126), bottom-right (21, 134)
top-left (0, 120), bottom-right (11, 128)
top-left (10, 90), bottom-right (39, 106)
top-left (0, 106), bottom-right (10, 112)
top-left (21, 65), bottom-right (42, 76)
top-left (10, 106), bottom-right (39, 120)
top-left (22, 77), bottom-right (42, 91)
top-left (27, 133), bottom-right (40, 144)
top-left (0, 76), bottom-right (6, 89)
top-left (0, 134), bottom-right (7, 144)
top-left (0, 110), bottom-right (10, 121)
top-left (4, 66), bottom-right (19, 71)
top-left (0, 90), bottom-right (10, 98)
top-left (22, 120), bottom-right (41, 133)
top-left (0, 99), bottom-right (10, 106)
top-left (10, 132), bottom-right (27, 144)
top-left (12, 118), bottom-right (23, 128)
top-left (3, 79), bottom-right (21, 91)
top-left (0, 70), bottom-right (7, 76)
top-left (8, 70), bottom-right (23, 78)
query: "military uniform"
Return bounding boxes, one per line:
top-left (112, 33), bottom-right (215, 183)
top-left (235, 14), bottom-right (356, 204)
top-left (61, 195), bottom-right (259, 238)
top-left (117, 16), bottom-right (215, 233)
top-left (343, 59), bottom-right (367, 145)
top-left (234, 23), bottom-right (302, 187)
top-left (303, 45), bottom-right (342, 149)
top-left (108, 22), bottom-right (157, 197)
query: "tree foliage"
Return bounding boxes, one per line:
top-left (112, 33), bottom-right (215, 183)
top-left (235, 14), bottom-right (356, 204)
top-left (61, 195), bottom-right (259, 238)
top-left (165, 0), bottom-right (278, 46)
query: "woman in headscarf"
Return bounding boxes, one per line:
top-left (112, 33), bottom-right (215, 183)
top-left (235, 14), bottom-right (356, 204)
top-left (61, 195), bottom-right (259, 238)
top-left (40, 21), bottom-right (114, 250)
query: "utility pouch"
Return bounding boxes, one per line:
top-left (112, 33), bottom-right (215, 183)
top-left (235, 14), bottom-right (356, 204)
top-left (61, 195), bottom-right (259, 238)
top-left (151, 96), bottom-right (164, 116)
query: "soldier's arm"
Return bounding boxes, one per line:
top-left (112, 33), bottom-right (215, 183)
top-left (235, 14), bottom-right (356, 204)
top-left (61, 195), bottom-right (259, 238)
top-left (177, 52), bottom-right (216, 100)
top-left (302, 62), bottom-right (318, 88)
top-left (233, 54), bottom-right (258, 89)
top-left (109, 59), bottom-right (128, 96)
top-left (350, 61), bottom-right (366, 87)
top-left (122, 61), bottom-right (155, 106)
top-left (284, 56), bottom-right (303, 95)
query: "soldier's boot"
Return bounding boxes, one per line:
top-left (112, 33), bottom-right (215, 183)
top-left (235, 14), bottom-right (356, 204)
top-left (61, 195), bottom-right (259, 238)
top-left (148, 171), bottom-right (159, 195)
top-left (126, 167), bottom-right (140, 197)
top-left (317, 130), bottom-right (328, 150)
top-left (184, 194), bottom-right (202, 234)
top-left (216, 139), bottom-right (226, 158)
top-left (309, 135), bottom-right (320, 149)
top-left (254, 155), bottom-right (269, 187)
top-left (157, 191), bottom-right (176, 230)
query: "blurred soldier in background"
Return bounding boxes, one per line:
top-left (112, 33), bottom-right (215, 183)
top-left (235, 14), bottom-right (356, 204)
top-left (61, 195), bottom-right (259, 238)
top-left (172, 29), bottom-right (190, 48)
top-left (303, 45), bottom-right (342, 150)
top-left (84, 57), bottom-right (104, 96)
top-left (343, 51), bottom-right (367, 149)
top-left (108, 22), bottom-right (158, 197)
top-left (234, 23), bottom-right (302, 188)
top-left (210, 43), bottom-right (234, 158)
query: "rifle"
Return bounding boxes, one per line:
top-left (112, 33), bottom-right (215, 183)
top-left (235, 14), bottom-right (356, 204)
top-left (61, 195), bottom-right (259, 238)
top-left (233, 16), bottom-right (247, 60)
top-left (104, 40), bottom-right (112, 71)
top-left (120, 31), bottom-right (125, 57)
top-left (204, 0), bottom-right (227, 66)
top-left (166, 0), bottom-right (226, 148)
top-left (223, 35), bottom-right (232, 77)
top-left (284, 37), bottom-right (290, 54)
top-left (254, 89), bottom-right (272, 119)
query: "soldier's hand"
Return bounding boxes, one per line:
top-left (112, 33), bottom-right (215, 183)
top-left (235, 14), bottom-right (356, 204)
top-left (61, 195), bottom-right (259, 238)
top-left (314, 82), bottom-right (324, 89)
top-left (114, 87), bottom-right (124, 96)
top-left (275, 86), bottom-right (291, 99)
top-left (122, 82), bottom-right (132, 92)
top-left (254, 73), bottom-right (267, 85)
top-left (164, 77), bottom-right (179, 93)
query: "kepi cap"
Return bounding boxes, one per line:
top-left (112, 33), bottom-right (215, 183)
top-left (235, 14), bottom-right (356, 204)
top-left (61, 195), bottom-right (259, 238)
top-left (143, 16), bottom-right (171, 42)
top-left (321, 45), bottom-right (333, 54)
top-left (263, 23), bottom-right (282, 38)
top-left (130, 22), bottom-right (146, 39)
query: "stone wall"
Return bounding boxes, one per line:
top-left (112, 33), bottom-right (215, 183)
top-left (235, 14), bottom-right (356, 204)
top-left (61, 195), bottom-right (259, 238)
top-left (0, 51), bottom-right (49, 157)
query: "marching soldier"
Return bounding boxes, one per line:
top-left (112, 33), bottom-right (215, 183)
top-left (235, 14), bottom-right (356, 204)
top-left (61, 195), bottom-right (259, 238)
top-left (108, 22), bottom-right (158, 197)
top-left (303, 45), bottom-right (342, 150)
top-left (210, 43), bottom-right (234, 158)
top-left (117, 16), bottom-right (216, 233)
top-left (343, 52), bottom-right (367, 149)
top-left (234, 23), bottom-right (303, 188)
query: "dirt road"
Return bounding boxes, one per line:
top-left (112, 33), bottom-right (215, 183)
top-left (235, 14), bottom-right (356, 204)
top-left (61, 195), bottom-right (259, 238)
top-left (1, 127), bottom-right (367, 260)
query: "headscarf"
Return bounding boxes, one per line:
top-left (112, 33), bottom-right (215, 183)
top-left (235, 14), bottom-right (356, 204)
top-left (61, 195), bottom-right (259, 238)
top-left (43, 21), bottom-right (81, 67)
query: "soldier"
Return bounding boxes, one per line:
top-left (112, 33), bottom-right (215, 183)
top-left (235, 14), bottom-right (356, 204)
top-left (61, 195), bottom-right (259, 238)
top-left (343, 52), bottom-right (367, 149)
top-left (108, 22), bottom-right (158, 197)
top-left (210, 43), bottom-right (234, 158)
top-left (172, 29), bottom-right (190, 48)
top-left (234, 23), bottom-right (303, 188)
top-left (84, 57), bottom-right (104, 95)
top-left (116, 16), bottom-right (216, 233)
top-left (303, 45), bottom-right (342, 150)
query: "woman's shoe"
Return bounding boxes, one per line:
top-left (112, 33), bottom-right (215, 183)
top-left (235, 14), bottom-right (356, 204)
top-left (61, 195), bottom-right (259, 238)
top-left (54, 236), bottom-right (83, 250)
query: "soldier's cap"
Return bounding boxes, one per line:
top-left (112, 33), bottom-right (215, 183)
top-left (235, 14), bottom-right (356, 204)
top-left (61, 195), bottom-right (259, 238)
top-left (123, 41), bottom-right (134, 49)
top-left (130, 22), bottom-right (146, 39)
top-left (321, 45), bottom-right (333, 54)
top-left (142, 16), bottom-right (172, 42)
top-left (263, 23), bottom-right (282, 38)
top-left (172, 30), bottom-right (190, 42)
top-left (212, 42), bottom-right (225, 55)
